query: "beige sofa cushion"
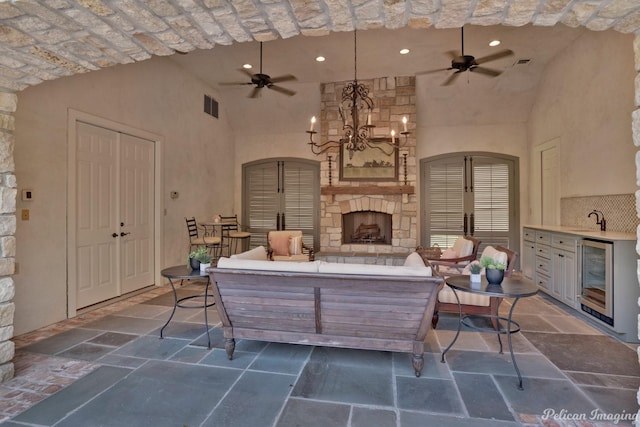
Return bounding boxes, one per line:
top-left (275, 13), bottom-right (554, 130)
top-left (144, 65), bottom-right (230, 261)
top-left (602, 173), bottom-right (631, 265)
top-left (217, 257), bottom-right (321, 272)
top-left (318, 262), bottom-right (432, 277)
top-left (230, 246), bottom-right (268, 261)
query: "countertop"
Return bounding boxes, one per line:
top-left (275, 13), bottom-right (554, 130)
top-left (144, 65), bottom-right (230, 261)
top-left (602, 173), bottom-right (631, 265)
top-left (523, 225), bottom-right (636, 241)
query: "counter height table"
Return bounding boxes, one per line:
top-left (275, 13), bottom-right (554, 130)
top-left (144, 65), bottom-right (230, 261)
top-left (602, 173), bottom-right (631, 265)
top-left (160, 265), bottom-right (215, 349)
top-left (440, 274), bottom-right (538, 390)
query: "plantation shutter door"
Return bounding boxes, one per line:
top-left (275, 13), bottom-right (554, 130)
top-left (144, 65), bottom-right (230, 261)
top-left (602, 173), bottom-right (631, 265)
top-left (471, 158), bottom-right (512, 248)
top-left (283, 162), bottom-right (317, 247)
top-left (246, 161), bottom-right (279, 248)
top-left (425, 156), bottom-right (465, 248)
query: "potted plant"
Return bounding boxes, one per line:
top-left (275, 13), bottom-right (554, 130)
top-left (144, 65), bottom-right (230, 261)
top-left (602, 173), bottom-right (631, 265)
top-left (188, 247), bottom-right (212, 271)
top-left (469, 262), bottom-right (482, 284)
top-left (480, 256), bottom-right (506, 285)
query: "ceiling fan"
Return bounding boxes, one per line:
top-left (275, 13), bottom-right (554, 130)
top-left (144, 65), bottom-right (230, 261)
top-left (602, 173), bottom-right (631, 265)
top-left (421, 27), bottom-right (514, 86)
top-left (220, 42), bottom-right (297, 98)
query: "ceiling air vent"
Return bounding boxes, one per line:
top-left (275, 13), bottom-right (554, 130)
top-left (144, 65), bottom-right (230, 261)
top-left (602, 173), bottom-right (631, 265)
top-left (204, 95), bottom-right (218, 118)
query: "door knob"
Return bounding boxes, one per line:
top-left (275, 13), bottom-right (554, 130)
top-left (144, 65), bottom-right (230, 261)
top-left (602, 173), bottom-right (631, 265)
top-left (112, 233), bottom-right (118, 238)
top-left (120, 232), bottom-right (130, 236)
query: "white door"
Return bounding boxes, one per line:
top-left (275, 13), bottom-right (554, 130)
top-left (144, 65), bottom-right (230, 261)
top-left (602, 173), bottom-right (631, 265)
top-left (120, 133), bottom-right (155, 293)
top-left (76, 122), bottom-right (119, 307)
top-left (76, 122), bottom-right (155, 308)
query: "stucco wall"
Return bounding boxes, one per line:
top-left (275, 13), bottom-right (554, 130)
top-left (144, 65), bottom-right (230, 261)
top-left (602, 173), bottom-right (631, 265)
top-left (12, 58), bottom-right (236, 335)
top-left (528, 30), bottom-right (636, 208)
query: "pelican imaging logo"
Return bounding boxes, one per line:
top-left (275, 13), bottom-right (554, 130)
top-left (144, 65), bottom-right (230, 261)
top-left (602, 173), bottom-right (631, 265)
top-left (542, 408), bottom-right (637, 425)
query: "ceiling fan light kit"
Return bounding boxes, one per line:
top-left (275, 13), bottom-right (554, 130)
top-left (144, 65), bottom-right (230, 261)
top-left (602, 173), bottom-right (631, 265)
top-left (220, 42), bottom-right (297, 98)
top-left (420, 27), bottom-right (514, 86)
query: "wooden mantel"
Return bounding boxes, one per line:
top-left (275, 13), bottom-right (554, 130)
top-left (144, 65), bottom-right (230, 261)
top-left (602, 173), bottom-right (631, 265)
top-left (321, 185), bottom-right (414, 196)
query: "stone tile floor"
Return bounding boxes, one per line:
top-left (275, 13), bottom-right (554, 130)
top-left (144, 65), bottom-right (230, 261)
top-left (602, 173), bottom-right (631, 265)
top-left (0, 279), bottom-right (637, 426)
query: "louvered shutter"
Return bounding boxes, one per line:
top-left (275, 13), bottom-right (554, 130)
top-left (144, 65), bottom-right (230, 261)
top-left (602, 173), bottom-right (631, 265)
top-left (245, 162), bottom-right (279, 247)
top-left (283, 163), bottom-right (316, 244)
top-left (425, 159), bottom-right (465, 248)
top-left (473, 163), bottom-right (509, 232)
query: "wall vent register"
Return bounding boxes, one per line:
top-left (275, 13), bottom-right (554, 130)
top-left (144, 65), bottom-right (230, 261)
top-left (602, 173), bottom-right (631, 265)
top-left (204, 95), bottom-right (218, 118)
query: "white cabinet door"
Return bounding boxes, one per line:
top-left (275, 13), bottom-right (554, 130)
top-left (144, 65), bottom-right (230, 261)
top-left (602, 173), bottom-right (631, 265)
top-left (552, 247), bottom-right (578, 308)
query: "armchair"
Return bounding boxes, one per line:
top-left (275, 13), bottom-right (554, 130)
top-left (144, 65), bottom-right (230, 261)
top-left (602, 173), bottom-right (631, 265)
top-left (267, 230), bottom-right (314, 262)
top-left (431, 245), bottom-right (519, 330)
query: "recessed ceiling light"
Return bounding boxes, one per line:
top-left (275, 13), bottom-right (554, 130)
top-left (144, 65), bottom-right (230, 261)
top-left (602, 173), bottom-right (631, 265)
top-left (242, 63), bottom-right (252, 69)
top-left (400, 48), bottom-right (410, 55)
top-left (489, 40), bottom-right (501, 47)
top-left (316, 56), bottom-right (326, 62)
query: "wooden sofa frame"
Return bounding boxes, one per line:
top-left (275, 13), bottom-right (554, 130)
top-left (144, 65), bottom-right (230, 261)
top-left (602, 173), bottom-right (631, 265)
top-left (208, 267), bottom-right (444, 377)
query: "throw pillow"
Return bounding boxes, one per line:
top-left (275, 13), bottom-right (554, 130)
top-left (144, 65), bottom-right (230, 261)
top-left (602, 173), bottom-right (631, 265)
top-left (269, 234), bottom-right (290, 257)
top-left (289, 236), bottom-right (303, 255)
top-left (441, 248), bottom-right (458, 259)
top-left (404, 252), bottom-right (426, 267)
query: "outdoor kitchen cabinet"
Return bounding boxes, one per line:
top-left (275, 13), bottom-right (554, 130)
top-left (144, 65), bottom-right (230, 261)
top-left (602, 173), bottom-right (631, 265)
top-left (550, 233), bottom-right (578, 308)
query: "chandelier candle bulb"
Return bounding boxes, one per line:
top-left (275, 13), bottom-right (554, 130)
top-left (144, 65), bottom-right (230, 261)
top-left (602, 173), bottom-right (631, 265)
top-left (402, 116), bottom-right (408, 133)
top-left (310, 116), bottom-right (316, 132)
top-left (391, 130), bottom-right (396, 145)
top-left (367, 112), bottom-right (372, 126)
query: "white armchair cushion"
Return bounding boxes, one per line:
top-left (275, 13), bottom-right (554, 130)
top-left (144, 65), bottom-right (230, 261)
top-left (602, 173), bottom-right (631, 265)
top-left (441, 248), bottom-right (458, 259)
top-left (438, 287), bottom-right (491, 306)
top-left (479, 246), bottom-right (508, 267)
top-left (451, 237), bottom-right (474, 257)
top-left (318, 262), bottom-right (432, 277)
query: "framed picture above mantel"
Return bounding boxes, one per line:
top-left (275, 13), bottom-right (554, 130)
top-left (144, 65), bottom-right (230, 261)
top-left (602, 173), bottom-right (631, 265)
top-left (339, 137), bottom-right (399, 181)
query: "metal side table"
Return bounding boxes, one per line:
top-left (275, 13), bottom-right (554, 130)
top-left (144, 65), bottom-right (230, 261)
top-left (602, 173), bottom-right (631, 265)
top-left (160, 265), bottom-right (215, 349)
top-left (440, 274), bottom-right (538, 390)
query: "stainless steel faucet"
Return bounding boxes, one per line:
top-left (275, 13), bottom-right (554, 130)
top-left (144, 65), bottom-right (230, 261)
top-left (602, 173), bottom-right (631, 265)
top-left (588, 209), bottom-right (606, 231)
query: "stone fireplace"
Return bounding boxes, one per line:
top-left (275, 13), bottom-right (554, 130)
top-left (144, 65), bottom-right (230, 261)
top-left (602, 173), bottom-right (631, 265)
top-left (317, 76), bottom-right (417, 260)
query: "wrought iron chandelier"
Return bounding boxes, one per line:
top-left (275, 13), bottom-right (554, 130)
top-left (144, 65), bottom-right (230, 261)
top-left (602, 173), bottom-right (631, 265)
top-left (306, 31), bottom-right (409, 158)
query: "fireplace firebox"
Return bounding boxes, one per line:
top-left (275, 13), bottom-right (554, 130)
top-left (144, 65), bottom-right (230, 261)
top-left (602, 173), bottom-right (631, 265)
top-left (342, 211), bottom-right (392, 245)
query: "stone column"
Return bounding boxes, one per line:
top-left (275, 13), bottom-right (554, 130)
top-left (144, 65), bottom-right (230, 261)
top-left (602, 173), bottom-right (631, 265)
top-left (0, 91), bottom-right (17, 382)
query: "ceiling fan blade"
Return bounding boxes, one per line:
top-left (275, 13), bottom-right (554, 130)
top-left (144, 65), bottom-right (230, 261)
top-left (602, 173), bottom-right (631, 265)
top-left (269, 74), bottom-right (297, 84)
top-left (475, 49), bottom-right (514, 65)
top-left (248, 86), bottom-right (261, 98)
top-left (416, 67), bottom-right (451, 76)
top-left (220, 81), bottom-right (253, 86)
top-left (442, 71), bottom-right (462, 86)
top-left (471, 66), bottom-right (501, 77)
top-left (269, 84), bottom-right (296, 97)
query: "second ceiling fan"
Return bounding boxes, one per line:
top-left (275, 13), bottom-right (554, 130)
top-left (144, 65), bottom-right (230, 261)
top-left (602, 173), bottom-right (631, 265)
top-left (221, 42), bottom-right (297, 98)
top-left (423, 27), bottom-right (514, 86)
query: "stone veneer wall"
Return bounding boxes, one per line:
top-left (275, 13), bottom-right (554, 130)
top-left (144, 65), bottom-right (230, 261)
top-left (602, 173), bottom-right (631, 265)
top-left (318, 77), bottom-right (417, 255)
top-left (0, 92), bottom-right (16, 382)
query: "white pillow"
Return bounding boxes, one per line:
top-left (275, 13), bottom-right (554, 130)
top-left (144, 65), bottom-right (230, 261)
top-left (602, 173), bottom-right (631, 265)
top-left (404, 252), bottom-right (426, 267)
top-left (441, 248), bottom-right (458, 259)
top-left (230, 245), bottom-right (268, 261)
top-left (451, 237), bottom-right (474, 257)
top-left (480, 246), bottom-right (508, 267)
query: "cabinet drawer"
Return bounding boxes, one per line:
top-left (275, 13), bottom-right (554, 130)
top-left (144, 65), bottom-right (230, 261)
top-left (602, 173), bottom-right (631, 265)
top-left (535, 243), bottom-right (551, 259)
top-left (536, 272), bottom-right (551, 292)
top-left (551, 234), bottom-right (577, 252)
top-left (536, 254), bottom-right (552, 275)
top-left (523, 228), bottom-right (535, 242)
top-left (535, 231), bottom-right (551, 245)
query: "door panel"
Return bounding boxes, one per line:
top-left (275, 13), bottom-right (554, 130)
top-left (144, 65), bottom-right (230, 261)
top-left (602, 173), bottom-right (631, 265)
top-left (120, 133), bottom-right (155, 293)
top-left (244, 159), bottom-right (319, 249)
top-left (76, 122), bottom-right (118, 307)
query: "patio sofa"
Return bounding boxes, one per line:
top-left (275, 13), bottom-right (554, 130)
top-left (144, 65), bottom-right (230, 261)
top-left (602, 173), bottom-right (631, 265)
top-left (207, 251), bottom-right (443, 377)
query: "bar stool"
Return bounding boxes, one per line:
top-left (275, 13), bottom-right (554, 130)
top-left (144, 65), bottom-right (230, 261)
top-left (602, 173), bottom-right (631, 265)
top-left (220, 215), bottom-right (251, 256)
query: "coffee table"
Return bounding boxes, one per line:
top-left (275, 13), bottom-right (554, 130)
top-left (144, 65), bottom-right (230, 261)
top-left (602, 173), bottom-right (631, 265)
top-left (440, 274), bottom-right (538, 389)
top-left (160, 265), bottom-right (215, 349)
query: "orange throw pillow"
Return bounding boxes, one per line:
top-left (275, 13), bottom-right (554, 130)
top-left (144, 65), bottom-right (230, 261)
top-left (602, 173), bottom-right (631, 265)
top-left (269, 234), bottom-right (290, 256)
